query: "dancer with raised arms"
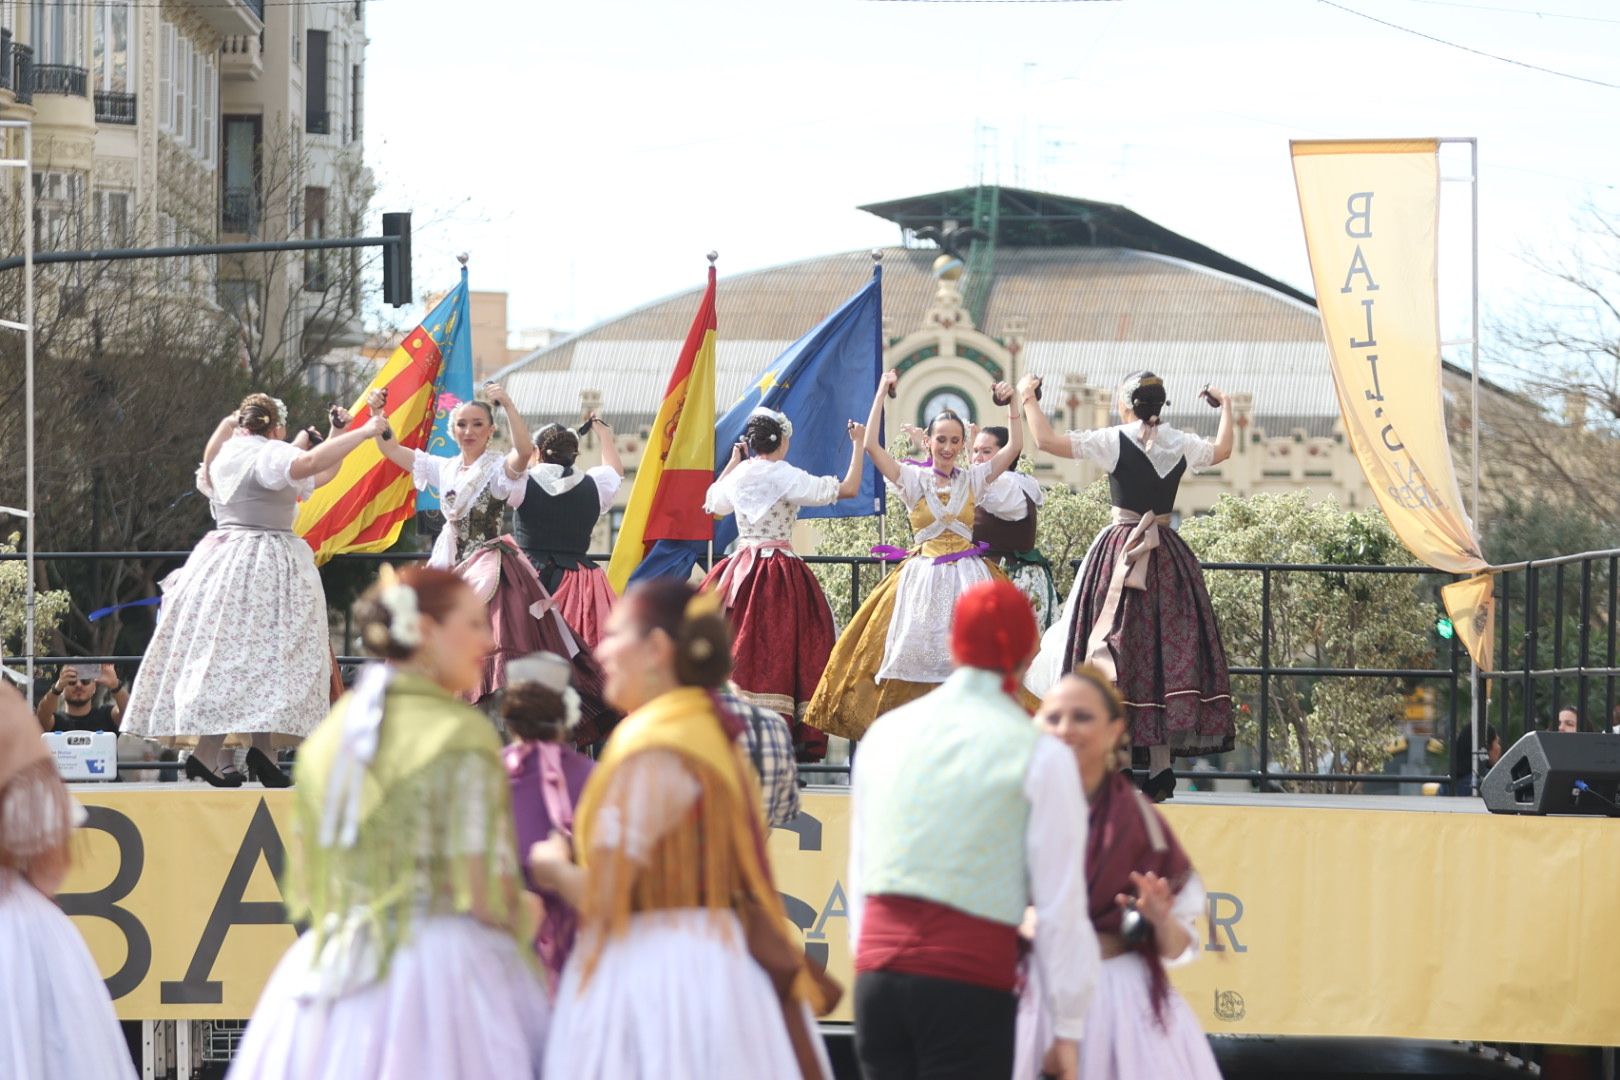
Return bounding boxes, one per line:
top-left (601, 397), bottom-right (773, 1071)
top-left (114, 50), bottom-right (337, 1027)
top-left (806, 369), bottom-right (1027, 742)
top-left (699, 406), bottom-right (865, 761)
top-left (123, 393), bottom-right (387, 787)
top-left (972, 419), bottom-right (1060, 631)
top-left (1021, 372), bottom-right (1235, 801)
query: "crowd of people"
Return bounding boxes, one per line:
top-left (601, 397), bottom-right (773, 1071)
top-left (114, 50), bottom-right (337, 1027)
top-left (5, 367), bottom-right (1246, 1078)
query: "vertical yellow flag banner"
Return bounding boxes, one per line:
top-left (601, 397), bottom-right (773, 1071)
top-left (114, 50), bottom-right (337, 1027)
top-left (1291, 140), bottom-right (1494, 669)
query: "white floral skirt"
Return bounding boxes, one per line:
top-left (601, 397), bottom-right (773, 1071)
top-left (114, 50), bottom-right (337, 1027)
top-left (122, 528), bottom-right (329, 738)
top-left (875, 556), bottom-right (997, 684)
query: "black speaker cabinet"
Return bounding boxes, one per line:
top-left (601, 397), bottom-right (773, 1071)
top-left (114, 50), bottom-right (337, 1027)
top-left (1480, 731), bottom-right (1620, 816)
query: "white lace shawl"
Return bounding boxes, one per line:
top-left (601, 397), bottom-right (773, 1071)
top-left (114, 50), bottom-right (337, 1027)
top-left (196, 434), bottom-right (314, 506)
top-left (704, 458), bottom-right (840, 526)
top-left (1068, 421), bottom-right (1216, 478)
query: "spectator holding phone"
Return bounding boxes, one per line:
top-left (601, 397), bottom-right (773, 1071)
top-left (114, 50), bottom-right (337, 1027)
top-left (35, 664), bottom-right (127, 733)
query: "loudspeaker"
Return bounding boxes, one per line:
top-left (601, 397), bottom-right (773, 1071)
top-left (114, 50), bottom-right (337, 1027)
top-left (1481, 731), bottom-right (1620, 816)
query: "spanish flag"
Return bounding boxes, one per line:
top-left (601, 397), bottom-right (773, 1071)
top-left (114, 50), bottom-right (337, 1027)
top-left (607, 264), bottom-right (717, 592)
top-left (295, 274), bottom-right (471, 563)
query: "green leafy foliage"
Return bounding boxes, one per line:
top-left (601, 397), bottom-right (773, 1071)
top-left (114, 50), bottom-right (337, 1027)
top-left (0, 534), bottom-right (71, 665)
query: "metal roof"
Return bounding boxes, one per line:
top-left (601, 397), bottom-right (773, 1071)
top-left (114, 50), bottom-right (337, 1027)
top-left (498, 244), bottom-right (1350, 435)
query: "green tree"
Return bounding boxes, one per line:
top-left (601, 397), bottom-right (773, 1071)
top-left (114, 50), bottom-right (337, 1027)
top-left (1180, 493), bottom-right (1439, 792)
top-left (0, 534), bottom-right (70, 671)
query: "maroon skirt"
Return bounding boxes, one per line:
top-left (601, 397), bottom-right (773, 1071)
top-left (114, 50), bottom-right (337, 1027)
top-left (700, 549), bottom-right (834, 761)
top-left (465, 538), bottom-right (619, 746)
top-left (1065, 524), bottom-right (1233, 757)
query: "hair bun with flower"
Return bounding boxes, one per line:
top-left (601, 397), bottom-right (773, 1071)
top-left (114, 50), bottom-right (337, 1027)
top-left (376, 564), bottom-right (422, 650)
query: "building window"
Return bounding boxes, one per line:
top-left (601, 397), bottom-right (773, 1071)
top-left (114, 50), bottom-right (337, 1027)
top-left (351, 64), bottom-right (361, 144)
top-left (32, 171), bottom-right (84, 248)
top-left (175, 36), bottom-right (190, 145)
top-left (92, 0), bottom-right (131, 94)
top-left (218, 278), bottom-right (258, 321)
top-left (303, 186), bottom-right (328, 291)
top-left (30, 0), bottom-right (83, 67)
top-left (305, 30), bottom-right (328, 133)
top-left (95, 189), bottom-right (131, 247)
top-left (221, 115), bottom-right (261, 233)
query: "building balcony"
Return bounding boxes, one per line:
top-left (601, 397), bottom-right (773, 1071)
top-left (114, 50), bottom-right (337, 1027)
top-left (221, 187), bottom-right (259, 235)
top-left (192, 0), bottom-right (264, 40)
top-left (33, 64), bottom-right (87, 98)
top-left (94, 90), bottom-right (136, 125)
top-left (305, 305), bottom-right (367, 349)
top-left (8, 42), bottom-right (35, 105)
top-left (220, 34), bottom-right (263, 81)
top-left (0, 30), bottom-right (11, 97)
top-left (306, 109), bottom-right (331, 136)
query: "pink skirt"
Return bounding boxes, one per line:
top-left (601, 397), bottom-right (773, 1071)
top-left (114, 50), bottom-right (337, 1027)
top-left (551, 566), bottom-right (616, 651)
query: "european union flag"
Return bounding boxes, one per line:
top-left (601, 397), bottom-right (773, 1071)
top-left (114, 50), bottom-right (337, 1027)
top-left (629, 265), bottom-right (884, 583)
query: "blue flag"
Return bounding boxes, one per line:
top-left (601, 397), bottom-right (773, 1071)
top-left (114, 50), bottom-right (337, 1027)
top-left (418, 271), bottom-right (475, 512)
top-left (629, 265), bottom-right (885, 584)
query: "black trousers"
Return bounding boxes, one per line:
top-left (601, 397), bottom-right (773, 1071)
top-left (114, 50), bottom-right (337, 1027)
top-left (854, 969), bottom-right (1018, 1080)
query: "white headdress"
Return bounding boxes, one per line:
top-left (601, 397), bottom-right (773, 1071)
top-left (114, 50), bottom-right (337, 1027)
top-left (505, 652), bottom-right (582, 733)
top-left (748, 406), bottom-right (793, 440)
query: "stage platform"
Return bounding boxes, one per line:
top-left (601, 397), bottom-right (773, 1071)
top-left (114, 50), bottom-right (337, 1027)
top-left (57, 783), bottom-right (1620, 1046)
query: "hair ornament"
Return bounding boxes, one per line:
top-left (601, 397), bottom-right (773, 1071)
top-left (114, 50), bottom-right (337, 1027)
top-left (505, 652), bottom-right (583, 732)
top-left (684, 588), bottom-right (723, 621)
top-left (748, 406), bottom-right (793, 440)
top-left (271, 398), bottom-right (290, 430)
top-left (376, 564), bottom-right (422, 649)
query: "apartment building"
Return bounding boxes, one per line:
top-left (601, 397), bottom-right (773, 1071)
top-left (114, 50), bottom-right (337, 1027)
top-left (0, 0), bottom-right (369, 382)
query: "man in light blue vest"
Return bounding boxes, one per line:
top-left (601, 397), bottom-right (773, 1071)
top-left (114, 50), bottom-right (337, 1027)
top-left (848, 578), bottom-right (1097, 1080)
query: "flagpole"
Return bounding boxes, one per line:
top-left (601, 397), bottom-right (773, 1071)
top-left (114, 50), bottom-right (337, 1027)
top-left (1466, 137), bottom-right (1484, 793)
top-left (708, 249), bottom-right (719, 575)
top-left (872, 249), bottom-right (888, 552)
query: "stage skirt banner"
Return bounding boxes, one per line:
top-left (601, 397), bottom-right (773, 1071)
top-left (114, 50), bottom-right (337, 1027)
top-left (60, 788), bottom-right (1620, 1044)
top-left (1291, 139), bottom-right (1494, 670)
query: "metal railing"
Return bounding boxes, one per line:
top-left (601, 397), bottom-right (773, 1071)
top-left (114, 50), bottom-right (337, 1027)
top-left (93, 90), bottom-right (136, 125)
top-left (13, 546), bottom-right (1619, 791)
top-left (221, 186), bottom-right (259, 234)
top-left (9, 40), bottom-right (32, 104)
top-left (32, 63), bottom-right (87, 98)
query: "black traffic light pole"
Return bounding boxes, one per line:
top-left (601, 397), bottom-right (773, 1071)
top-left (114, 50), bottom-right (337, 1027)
top-left (0, 211), bottom-right (414, 305)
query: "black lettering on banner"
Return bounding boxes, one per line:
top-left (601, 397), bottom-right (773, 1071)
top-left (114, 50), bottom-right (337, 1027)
top-left (1349, 299), bottom-right (1377, 350)
top-left (1363, 354), bottom-right (1386, 403)
top-left (1344, 191), bottom-right (1374, 238)
top-left (56, 805), bottom-right (152, 1000)
top-left (1381, 424), bottom-right (1405, 453)
top-left (773, 810), bottom-right (830, 967)
top-left (1205, 891), bottom-right (1247, 954)
top-left (160, 798), bottom-right (292, 1004)
top-left (1339, 246), bottom-right (1380, 295)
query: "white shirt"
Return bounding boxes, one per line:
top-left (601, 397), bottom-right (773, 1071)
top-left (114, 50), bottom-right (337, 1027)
top-left (847, 729), bottom-right (1099, 1039)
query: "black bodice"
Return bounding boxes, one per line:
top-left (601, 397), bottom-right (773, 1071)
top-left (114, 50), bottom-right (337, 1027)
top-left (513, 474), bottom-right (601, 571)
top-left (1107, 432), bottom-right (1186, 516)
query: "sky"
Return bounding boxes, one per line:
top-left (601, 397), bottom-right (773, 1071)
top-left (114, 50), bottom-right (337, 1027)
top-left (363, 0), bottom-right (1619, 363)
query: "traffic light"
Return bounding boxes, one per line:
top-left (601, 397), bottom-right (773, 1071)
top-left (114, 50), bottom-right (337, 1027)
top-left (382, 212), bottom-right (412, 308)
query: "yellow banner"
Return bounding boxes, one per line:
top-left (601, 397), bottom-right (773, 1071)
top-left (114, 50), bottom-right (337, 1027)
top-left (64, 788), bottom-right (1620, 1044)
top-left (1291, 140), bottom-right (1494, 669)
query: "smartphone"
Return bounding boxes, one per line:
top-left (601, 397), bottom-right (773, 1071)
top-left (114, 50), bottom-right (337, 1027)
top-left (72, 663), bottom-right (100, 683)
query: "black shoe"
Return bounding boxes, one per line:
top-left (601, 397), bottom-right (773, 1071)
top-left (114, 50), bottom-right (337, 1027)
top-left (184, 754), bottom-right (245, 788)
top-left (1145, 768), bottom-right (1176, 803)
top-left (245, 747), bottom-right (293, 788)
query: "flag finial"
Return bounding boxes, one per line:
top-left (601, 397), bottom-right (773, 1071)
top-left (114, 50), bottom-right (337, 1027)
top-left (870, 249), bottom-right (883, 263)
top-left (706, 250), bottom-right (719, 265)
top-left (456, 252), bottom-right (469, 266)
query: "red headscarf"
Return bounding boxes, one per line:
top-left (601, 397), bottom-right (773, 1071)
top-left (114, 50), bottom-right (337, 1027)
top-left (950, 578), bottom-right (1038, 696)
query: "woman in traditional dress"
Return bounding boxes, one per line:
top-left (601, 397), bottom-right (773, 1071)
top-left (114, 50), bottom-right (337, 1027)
top-left (699, 407), bottom-right (865, 761)
top-left (972, 424), bottom-right (1060, 631)
top-left (500, 652), bottom-right (594, 987)
top-left (372, 386), bottom-right (614, 738)
top-left (229, 567), bottom-right (548, 1080)
top-left (1015, 667), bottom-right (1221, 1080)
top-left (1022, 372), bottom-right (1235, 801)
top-left (123, 394), bottom-right (388, 787)
top-left (804, 369), bottom-right (1027, 742)
top-left (513, 415), bottom-right (623, 651)
top-left (0, 682), bottom-right (137, 1079)
top-left (529, 579), bottom-right (837, 1080)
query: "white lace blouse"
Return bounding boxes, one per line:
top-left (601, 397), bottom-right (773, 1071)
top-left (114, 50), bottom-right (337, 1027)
top-left (1068, 421), bottom-right (1216, 477)
top-left (704, 459), bottom-right (840, 545)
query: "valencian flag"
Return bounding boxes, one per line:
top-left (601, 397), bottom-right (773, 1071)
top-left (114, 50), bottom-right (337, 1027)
top-left (295, 270), bottom-right (473, 563)
top-left (629, 264), bottom-right (885, 583)
top-left (606, 263), bottom-right (718, 592)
